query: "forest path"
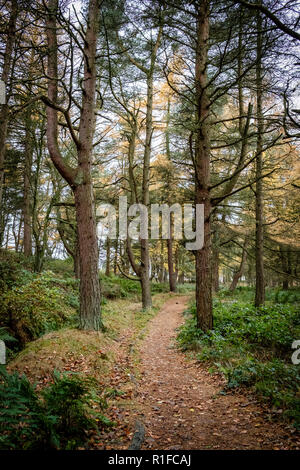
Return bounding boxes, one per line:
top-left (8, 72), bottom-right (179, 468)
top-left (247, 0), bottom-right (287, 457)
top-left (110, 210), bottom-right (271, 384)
top-left (133, 295), bottom-right (298, 450)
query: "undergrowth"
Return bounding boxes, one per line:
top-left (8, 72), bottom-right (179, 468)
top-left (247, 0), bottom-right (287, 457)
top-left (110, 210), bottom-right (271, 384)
top-left (0, 368), bottom-right (112, 450)
top-left (177, 291), bottom-right (300, 428)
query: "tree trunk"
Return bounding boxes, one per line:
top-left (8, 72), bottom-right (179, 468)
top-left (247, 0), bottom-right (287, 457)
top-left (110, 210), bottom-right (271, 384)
top-left (34, 247), bottom-right (44, 272)
top-left (0, 0), bottom-right (17, 210)
top-left (74, 183), bottom-right (101, 330)
top-left (113, 239), bottom-right (118, 275)
top-left (167, 235), bottom-right (177, 292)
top-left (165, 96), bottom-right (177, 293)
top-left (16, 214), bottom-right (22, 252)
top-left (139, 72), bottom-right (154, 309)
top-left (74, 240), bottom-right (80, 279)
top-left (230, 236), bottom-right (249, 291)
top-left (45, 0), bottom-right (102, 330)
top-left (140, 268), bottom-right (152, 309)
top-left (254, 3), bottom-right (265, 307)
top-left (212, 246), bottom-right (220, 292)
top-left (280, 245), bottom-right (289, 290)
top-left (23, 110), bottom-right (33, 256)
top-left (158, 240), bottom-right (164, 282)
top-left (194, 0), bottom-right (212, 331)
top-left (212, 224), bottom-right (220, 293)
top-left (105, 237), bottom-right (111, 276)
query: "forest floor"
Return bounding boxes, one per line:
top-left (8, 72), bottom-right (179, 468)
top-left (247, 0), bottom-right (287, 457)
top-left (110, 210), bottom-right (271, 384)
top-left (8, 293), bottom-right (299, 450)
top-left (124, 296), bottom-right (299, 450)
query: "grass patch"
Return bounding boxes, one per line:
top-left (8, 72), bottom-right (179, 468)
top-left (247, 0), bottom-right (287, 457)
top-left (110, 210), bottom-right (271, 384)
top-left (8, 292), bottom-right (171, 387)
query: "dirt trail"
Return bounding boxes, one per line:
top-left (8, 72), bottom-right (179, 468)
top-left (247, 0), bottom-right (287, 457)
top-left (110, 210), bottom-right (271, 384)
top-left (133, 295), bottom-right (299, 450)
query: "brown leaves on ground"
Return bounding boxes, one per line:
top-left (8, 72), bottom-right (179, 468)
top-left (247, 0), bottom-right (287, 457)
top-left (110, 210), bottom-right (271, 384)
top-left (129, 296), bottom-right (300, 450)
top-left (7, 295), bottom-right (300, 450)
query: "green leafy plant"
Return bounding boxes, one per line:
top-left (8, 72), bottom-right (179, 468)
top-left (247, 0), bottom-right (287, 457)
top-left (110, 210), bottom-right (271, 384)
top-left (0, 271), bottom-right (78, 345)
top-left (0, 368), bottom-right (112, 450)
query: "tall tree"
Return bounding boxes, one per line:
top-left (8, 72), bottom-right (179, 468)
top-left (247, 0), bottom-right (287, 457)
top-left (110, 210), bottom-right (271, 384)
top-left (254, 3), bottom-right (265, 307)
top-left (114, 1), bottom-right (164, 308)
top-left (0, 0), bottom-right (18, 210)
top-left (194, 0), bottom-right (212, 331)
top-left (44, 0), bottom-right (102, 330)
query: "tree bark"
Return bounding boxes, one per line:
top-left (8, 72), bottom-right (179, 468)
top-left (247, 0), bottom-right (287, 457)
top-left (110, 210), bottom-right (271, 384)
top-left (139, 72), bottom-right (154, 309)
top-left (23, 108), bottom-right (33, 256)
top-left (212, 245), bottom-right (220, 292)
top-left (0, 0), bottom-right (18, 210)
top-left (254, 3), bottom-right (265, 307)
top-left (230, 236), bottom-right (249, 291)
top-left (74, 238), bottom-right (80, 279)
top-left (167, 234), bottom-right (176, 292)
top-left (194, 0), bottom-right (212, 332)
top-left (280, 245), bottom-right (290, 290)
top-left (105, 237), bottom-right (111, 276)
top-left (165, 97), bottom-right (177, 293)
top-left (74, 183), bottom-right (101, 329)
top-left (113, 239), bottom-right (118, 275)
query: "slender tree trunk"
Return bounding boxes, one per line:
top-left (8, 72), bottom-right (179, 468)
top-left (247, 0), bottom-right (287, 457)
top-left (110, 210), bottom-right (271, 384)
top-left (230, 236), bottom-right (249, 291)
top-left (165, 97), bottom-right (177, 293)
top-left (194, 0), bottom-right (212, 331)
top-left (280, 245), bottom-right (289, 290)
top-left (212, 246), bottom-right (220, 292)
top-left (167, 234), bottom-right (176, 292)
top-left (113, 239), bottom-right (118, 275)
top-left (57, 214), bottom-right (80, 278)
top-left (122, 25), bottom-right (162, 308)
top-left (175, 245), bottom-right (179, 282)
top-left (105, 237), bottom-right (111, 276)
top-left (0, 0), bottom-right (17, 210)
top-left (212, 223), bottom-right (220, 293)
top-left (23, 109), bottom-right (33, 256)
top-left (140, 73), bottom-right (154, 309)
top-left (5, 224), bottom-right (9, 249)
top-left (12, 213), bottom-right (17, 250)
top-left (158, 240), bottom-right (164, 282)
top-left (255, 3), bottom-right (265, 307)
top-left (128, 123), bottom-right (138, 204)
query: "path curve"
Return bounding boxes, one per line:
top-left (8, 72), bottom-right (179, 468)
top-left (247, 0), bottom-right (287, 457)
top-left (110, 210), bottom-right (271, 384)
top-left (134, 295), bottom-right (299, 450)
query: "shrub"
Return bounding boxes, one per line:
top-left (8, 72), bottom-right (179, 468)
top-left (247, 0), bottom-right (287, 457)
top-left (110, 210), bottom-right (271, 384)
top-left (0, 271), bottom-right (78, 345)
top-left (268, 289), bottom-right (300, 304)
top-left (0, 250), bottom-right (33, 291)
top-left (0, 368), bottom-right (112, 450)
top-left (176, 314), bottom-right (204, 351)
top-left (224, 359), bottom-right (300, 427)
top-left (176, 283), bottom-right (195, 293)
top-left (151, 282), bottom-right (170, 294)
top-left (44, 257), bottom-right (75, 278)
top-left (100, 274), bottom-right (141, 299)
